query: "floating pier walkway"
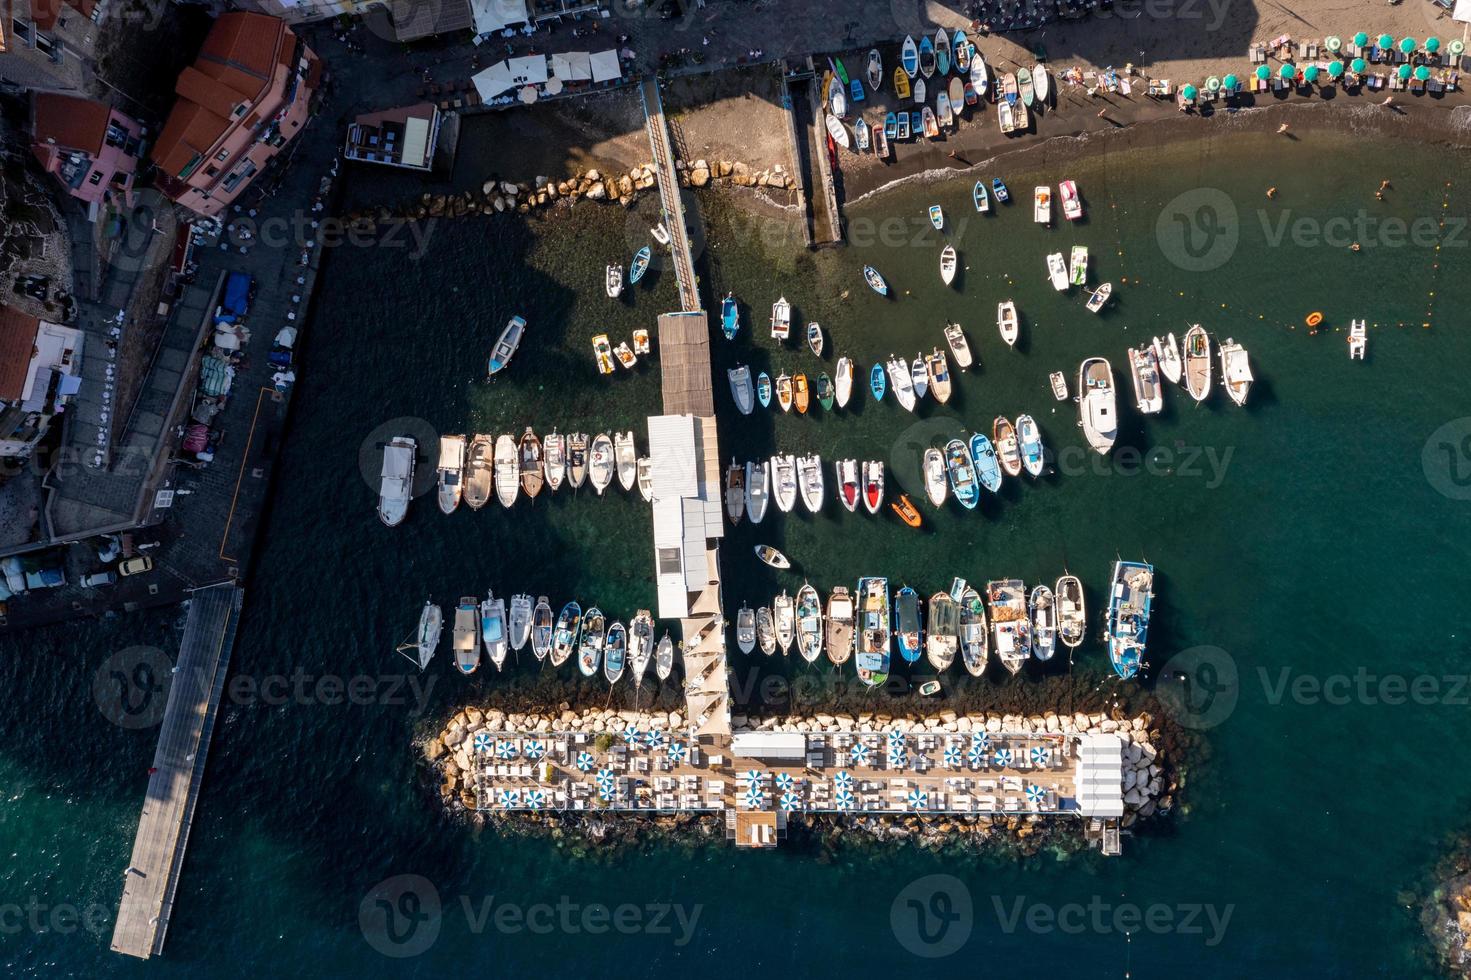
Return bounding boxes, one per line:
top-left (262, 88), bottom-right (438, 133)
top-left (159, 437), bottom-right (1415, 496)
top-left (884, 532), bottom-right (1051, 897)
top-left (640, 77), bottom-right (701, 312)
top-left (111, 583), bottom-right (243, 959)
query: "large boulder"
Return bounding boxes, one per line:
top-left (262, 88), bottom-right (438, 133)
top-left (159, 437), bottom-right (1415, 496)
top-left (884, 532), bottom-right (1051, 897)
top-left (689, 167), bottom-right (711, 187)
top-left (586, 182), bottom-right (607, 201)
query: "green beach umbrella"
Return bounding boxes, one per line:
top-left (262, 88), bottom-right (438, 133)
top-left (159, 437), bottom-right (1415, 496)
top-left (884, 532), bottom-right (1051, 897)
top-left (1400, 37), bottom-right (1416, 54)
top-left (1326, 60), bottom-right (1345, 79)
top-left (1351, 58), bottom-right (1367, 74)
top-left (1451, 40), bottom-right (1465, 57)
top-left (1378, 34), bottom-right (1394, 50)
top-left (1415, 65), bottom-right (1431, 81)
top-left (1354, 32), bottom-right (1369, 48)
top-left (1303, 65), bottom-right (1320, 83)
top-left (1326, 36), bottom-right (1342, 53)
top-left (1425, 37), bottom-right (1441, 54)
top-left (1182, 84), bottom-right (1198, 101)
top-left (1280, 63), bottom-right (1297, 80)
top-left (1256, 64), bottom-right (1270, 80)
top-left (1397, 64), bottom-right (1412, 80)
top-left (1223, 73), bottom-right (1239, 91)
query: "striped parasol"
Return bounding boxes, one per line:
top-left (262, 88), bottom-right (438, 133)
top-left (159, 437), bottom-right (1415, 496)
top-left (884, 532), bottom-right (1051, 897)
top-left (525, 788), bottom-right (546, 810)
top-left (1030, 746), bottom-right (1051, 766)
top-left (524, 739), bottom-right (546, 760)
top-left (971, 732), bottom-right (991, 751)
top-left (850, 742), bottom-right (871, 766)
top-left (887, 747), bottom-right (908, 769)
top-left (496, 740), bottom-right (518, 760)
top-left (967, 743), bottom-right (987, 767)
top-left (743, 769), bottom-right (765, 790)
top-left (887, 731), bottom-right (906, 751)
top-left (645, 729), bottom-right (666, 750)
top-left (994, 748), bottom-right (1014, 768)
top-left (473, 732), bottom-right (493, 752)
top-left (623, 725), bottom-right (643, 744)
top-left (742, 789), bottom-right (766, 809)
top-left (835, 788), bottom-right (856, 809)
top-left (596, 768), bottom-right (616, 796)
top-left (1025, 783), bottom-right (1047, 804)
top-left (667, 742), bottom-right (688, 764)
top-left (906, 789), bottom-right (929, 811)
top-left (497, 788), bottom-right (521, 808)
top-left (833, 770), bottom-right (854, 792)
top-left (576, 751), bottom-right (595, 771)
top-left (779, 791), bottom-right (801, 811)
top-left (943, 743), bottom-right (963, 768)
top-left (774, 771), bottom-right (795, 792)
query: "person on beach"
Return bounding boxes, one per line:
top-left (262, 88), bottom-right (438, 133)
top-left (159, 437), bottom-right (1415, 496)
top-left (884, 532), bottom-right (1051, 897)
top-left (1277, 123), bottom-right (1290, 134)
top-left (1266, 187), bottom-right (1277, 199)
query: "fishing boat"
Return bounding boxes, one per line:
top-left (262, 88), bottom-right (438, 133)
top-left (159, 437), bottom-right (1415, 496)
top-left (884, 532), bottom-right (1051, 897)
top-left (567, 433), bottom-right (588, 489)
top-left (613, 341), bottom-right (637, 369)
top-left (721, 293), bottom-right (739, 340)
top-left (614, 430), bottom-right (638, 491)
top-left (453, 597), bottom-right (480, 674)
top-left (589, 432), bottom-right (615, 495)
top-left (835, 357), bottom-right (854, 408)
top-left (793, 373), bottom-right (810, 414)
top-left (972, 181), bottom-right (989, 213)
top-left (487, 316), bottom-right (525, 377)
top-left (637, 457), bottom-right (652, 502)
top-left (508, 594), bottom-right (532, 652)
top-left (870, 362), bottom-right (886, 401)
top-left (816, 373), bottom-right (834, 411)
top-left (1086, 282), bottom-right (1112, 313)
top-left (543, 431), bottom-right (566, 493)
top-left (1049, 372), bottom-right (1069, 401)
top-left (910, 354), bottom-right (928, 402)
top-left (1002, 70), bottom-right (1018, 104)
top-left (756, 607), bottom-right (776, 656)
top-left (774, 590), bottom-right (795, 655)
top-left (728, 364), bottom-right (755, 415)
top-left (997, 301), bottom-right (1019, 346)
top-left (863, 265), bottom-right (888, 296)
top-left (1078, 357), bottom-right (1119, 455)
top-left (491, 435), bottom-right (520, 512)
top-left (480, 589), bottom-right (508, 669)
top-left (655, 631), bottom-right (674, 681)
top-left (926, 592), bottom-right (958, 672)
top-left (1060, 179), bottom-right (1083, 220)
top-left (770, 454), bottom-right (798, 513)
top-left (854, 116), bottom-right (870, 152)
top-left (918, 34), bottom-right (935, 77)
top-left (867, 48), bottom-right (883, 89)
top-left (1033, 185), bottom-right (1051, 225)
top-left (894, 67), bottom-right (911, 101)
top-left (725, 459), bottom-right (745, 525)
top-left (770, 296), bottom-right (792, 340)
top-left (531, 596), bottom-right (553, 661)
top-left (954, 30), bottom-right (971, 72)
top-left (890, 493), bottom-right (922, 528)
top-left (796, 583), bottom-right (823, 663)
top-left (969, 432), bottom-right (1003, 493)
top-left (1154, 333), bottom-right (1184, 383)
top-left (1069, 245), bottom-right (1088, 286)
top-left (775, 373), bottom-right (793, 413)
top-left (920, 106), bottom-right (939, 138)
top-left (927, 348), bottom-right (952, 403)
top-left (934, 28), bottom-right (951, 74)
top-left (397, 601), bottom-right (441, 670)
top-left (992, 416), bottom-right (1022, 477)
top-left (944, 322), bottom-right (973, 370)
top-left (736, 605), bottom-right (756, 654)
top-left (1018, 66), bottom-right (1034, 106)
top-left (826, 587), bottom-right (855, 666)
top-left (991, 177), bottom-right (1009, 203)
top-left (577, 607), bottom-right (605, 678)
top-left (630, 610), bottom-right (654, 686)
top-left (797, 453), bottom-right (825, 513)
top-left (756, 372), bottom-right (772, 408)
top-left (1035, 64), bottom-right (1051, 102)
top-left (1056, 575), bottom-right (1085, 649)
top-left (378, 435), bottom-right (416, 527)
top-left (824, 111), bottom-right (850, 149)
top-left (745, 459), bottom-right (769, 524)
top-left (886, 355), bottom-right (916, 411)
top-left (603, 621), bottom-right (626, 685)
top-left (835, 458), bottom-right (860, 512)
top-left (873, 124), bottom-right (889, 160)
top-left (437, 435), bottom-right (465, 514)
top-left (970, 53), bottom-right (989, 98)
top-left (629, 245), bottom-right (651, 284)
top-left (894, 586), bottom-right (922, 663)
top-left (806, 321), bottom-right (824, 357)
top-left (900, 35), bottom-right (918, 78)
top-left (592, 333), bottom-right (615, 375)
top-left (1046, 252), bottom-right (1069, 292)
top-left (1349, 319), bottom-right (1367, 360)
top-left (1029, 584), bottom-right (1057, 661)
top-left (1183, 324), bottom-right (1212, 402)
top-left (1129, 346), bottom-right (1164, 414)
top-left (1219, 338), bottom-right (1253, 406)
top-left (551, 601), bottom-right (581, 667)
top-left (605, 263), bottom-right (623, 298)
top-left (935, 90), bottom-right (953, 129)
top-left (959, 585), bottom-right (987, 676)
top-left (1017, 414), bottom-right (1045, 477)
top-left (922, 447), bottom-right (947, 507)
top-left (862, 460), bottom-right (884, 514)
top-left (986, 579), bottom-right (1031, 675)
top-left (1107, 561), bottom-right (1154, 679)
top-left (856, 577), bottom-right (891, 687)
top-left (939, 245), bottom-right (957, 285)
top-left (944, 438), bottom-right (980, 509)
top-left (519, 428), bottom-right (544, 499)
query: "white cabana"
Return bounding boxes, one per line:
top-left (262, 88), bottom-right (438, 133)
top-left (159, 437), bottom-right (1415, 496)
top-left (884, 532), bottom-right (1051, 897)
top-left (507, 54), bottom-right (549, 86)
top-left (550, 51), bottom-right (593, 81)
top-left (1072, 734), bottom-right (1126, 818)
top-left (590, 49), bottom-right (623, 83)
top-left (470, 0), bottom-right (528, 34)
top-left (471, 61), bottom-right (516, 100)
top-left (732, 732), bottom-right (807, 761)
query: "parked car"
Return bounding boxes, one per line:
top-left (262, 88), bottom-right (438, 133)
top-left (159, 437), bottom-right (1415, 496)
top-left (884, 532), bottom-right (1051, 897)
top-left (81, 571), bottom-right (117, 588)
top-left (117, 556), bottom-right (153, 577)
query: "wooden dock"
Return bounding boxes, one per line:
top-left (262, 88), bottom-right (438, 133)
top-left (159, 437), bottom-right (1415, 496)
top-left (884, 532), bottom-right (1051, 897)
top-left (640, 78), bottom-right (702, 312)
top-left (111, 583), bottom-right (243, 959)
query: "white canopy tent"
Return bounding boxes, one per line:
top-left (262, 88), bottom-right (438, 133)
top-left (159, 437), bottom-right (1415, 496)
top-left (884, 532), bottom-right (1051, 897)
top-left (470, 0), bottom-right (529, 34)
top-left (471, 61), bottom-right (515, 100)
top-left (590, 49), bottom-right (623, 83)
top-left (507, 54), bottom-right (549, 85)
top-left (550, 51), bottom-right (593, 81)
top-left (1072, 734), bottom-right (1126, 818)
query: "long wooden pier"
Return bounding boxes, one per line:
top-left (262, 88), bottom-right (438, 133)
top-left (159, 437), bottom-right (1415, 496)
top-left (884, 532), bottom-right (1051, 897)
top-left (111, 583), bottom-right (243, 959)
top-left (640, 77), bottom-right (701, 312)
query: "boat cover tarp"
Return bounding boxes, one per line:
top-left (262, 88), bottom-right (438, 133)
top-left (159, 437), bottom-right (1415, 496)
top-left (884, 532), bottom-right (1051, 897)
top-left (218, 272), bottom-right (252, 321)
top-left (199, 355), bottom-right (234, 397)
top-left (183, 423), bottom-right (210, 453)
top-left (590, 49), bottom-right (622, 83)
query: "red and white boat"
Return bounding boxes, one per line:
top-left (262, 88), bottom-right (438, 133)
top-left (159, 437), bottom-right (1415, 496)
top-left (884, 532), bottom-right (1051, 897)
top-left (1060, 180), bottom-right (1084, 221)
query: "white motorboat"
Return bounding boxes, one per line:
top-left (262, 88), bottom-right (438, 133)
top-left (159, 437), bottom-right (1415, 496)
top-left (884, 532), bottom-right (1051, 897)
top-left (1154, 333), bottom-right (1183, 384)
top-left (736, 605), bottom-right (756, 654)
top-left (745, 459), bottom-right (770, 524)
top-left (614, 430), bottom-right (637, 491)
top-left (1078, 357), bottom-right (1118, 455)
top-left (1219, 338), bottom-right (1253, 406)
top-left (797, 453), bottom-right (825, 513)
top-left (508, 593), bottom-right (532, 651)
top-left (728, 364), bottom-right (755, 415)
top-left (1129, 345), bottom-right (1164, 414)
top-left (886, 355), bottom-right (916, 411)
top-left (436, 435), bottom-right (465, 514)
top-left (1033, 185), bottom-right (1051, 224)
top-left (770, 296), bottom-right (792, 341)
top-left (770, 453), bottom-right (798, 513)
top-left (492, 434), bottom-right (518, 508)
top-left (1086, 282), bottom-right (1112, 312)
top-left (1046, 252), bottom-right (1068, 291)
top-left (944, 322), bottom-right (972, 370)
top-left (939, 244), bottom-right (957, 285)
top-left (835, 356), bottom-right (854, 408)
top-left (480, 589), bottom-right (508, 670)
top-left (836, 458), bottom-right (860, 512)
top-left (543, 431), bottom-right (566, 492)
top-left (605, 263), bottom-right (623, 298)
top-left (997, 301), bottom-right (1019, 346)
top-left (923, 447), bottom-right (947, 507)
top-left (1183, 324), bottom-right (1212, 402)
top-left (910, 354), bottom-right (928, 402)
top-left (861, 460), bottom-right (884, 515)
top-left (725, 459), bottom-right (745, 524)
top-left (1348, 319), bottom-right (1366, 360)
top-left (378, 435), bottom-right (415, 527)
top-left (396, 600), bottom-right (440, 670)
top-left (589, 432), bottom-right (615, 494)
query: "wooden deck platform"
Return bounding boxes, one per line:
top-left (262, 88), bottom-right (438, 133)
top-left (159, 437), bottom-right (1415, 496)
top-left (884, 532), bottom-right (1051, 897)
top-left (656, 311), bottom-right (716, 417)
top-left (111, 583), bottom-right (243, 959)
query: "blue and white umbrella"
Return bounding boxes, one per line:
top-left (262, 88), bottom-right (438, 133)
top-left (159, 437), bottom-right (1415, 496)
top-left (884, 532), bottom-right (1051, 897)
top-left (624, 725), bottom-right (643, 744)
top-left (575, 751), bottom-right (595, 772)
top-left (774, 771), bottom-right (795, 792)
top-left (742, 789), bottom-right (766, 809)
top-left (887, 731), bottom-right (906, 752)
top-left (473, 732), bottom-right (493, 752)
top-left (667, 742), bottom-right (688, 764)
top-left (496, 740), bottom-right (518, 760)
top-left (943, 743), bottom-right (963, 767)
top-left (744, 769), bottom-right (765, 790)
top-left (779, 791), bottom-right (801, 811)
top-left (1026, 783), bottom-right (1047, 804)
top-left (850, 742), bottom-right (871, 766)
top-left (1030, 746), bottom-right (1051, 767)
top-left (596, 768), bottom-right (616, 797)
top-left (497, 788), bottom-right (521, 808)
top-left (887, 747), bottom-right (908, 769)
top-left (645, 729), bottom-right (666, 750)
top-left (524, 739), bottom-right (546, 760)
top-left (906, 789), bottom-right (929, 811)
top-left (835, 788), bottom-right (856, 810)
top-left (833, 770), bottom-right (854, 792)
top-left (967, 743), bottom-right (987, 767)
top-left (994, 748), bottom-right (1014, 768)
top-left (525, 788), bottom-right (546, 810)
top-left (971, 732), bottom-right (991, 751)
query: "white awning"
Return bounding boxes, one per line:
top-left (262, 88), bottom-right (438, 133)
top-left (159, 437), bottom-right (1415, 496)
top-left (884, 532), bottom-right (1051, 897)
top-left (400, 116), bottom-right (432, 169)
top-left (732, 732), bottom-right (807, 760)
top-left (647, 415), bottom-right (699, 499)
top-left (507, 54), bottom-right (549, 86)
top-left (1455, 0), bottom-right (1471, 24)
top-left (471, 0), bottom-right (528, 34)
top-left (550, 51), bottom-right (593, 81)
top-left (590, 49), bottom-right (622, 83)
top-left (1073, 734), bottom-right (1125, 817)
top-left (471, 62), bottom-right (515, 99)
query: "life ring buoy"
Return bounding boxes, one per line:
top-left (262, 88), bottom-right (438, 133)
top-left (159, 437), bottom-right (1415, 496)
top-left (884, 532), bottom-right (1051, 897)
top-left (1305, 311), bottom-right (1324, 327)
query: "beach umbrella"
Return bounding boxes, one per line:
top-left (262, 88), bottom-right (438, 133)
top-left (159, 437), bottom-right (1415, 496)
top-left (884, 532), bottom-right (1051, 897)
top-left (595, 768), bottom-right (615, 796)
top-left (644, 729), bottom-right (666, 750)
top-left (906, 789), bottom-right (929, 811)
top-left (497, 788), bottom-right (521, 808)
top-left (1351, 58), bottom-right (1367, 74)
top-left (543, 77), bottom-right (564, 96)
top-left (623, 725), bottom-right (643, 744)
top-left (1302, 65), bottom-right (1320, 84)
top-left (495, 740), bottom-right (517, 759)
top-left (473, 732), bottom-right (493, 752)
top-left (524, 739), bottom-right (545, 759)
top-left (1025, 783), bottom-right (1047, 804)
top-left (850, 742), bottom-right (871, 766)
top-left (667, 742), bottom-right (687, 764)
top-left (1451, 41), bottom-right (1465, 57)
top-left (1255, 65), bottom-right (1270, 80)
top-left (943, 744), bottom-right (963, 767)
top-left (1030, 746), bottom-right (1052, 766)
top-left (1415, 65), bottom-right (1432, 81)
top-left (887, 748), bottom-right (908, 769)
top-left (1279, 64), bottom-right (1297, 80)
top-left (1181, 84), bottom-right (1198, 102)
top-left (1327, 61), bottom-right (1345, 79)
top-left (518, 85), bottom-right (538, 104)
top-left (743, 769), bottom-right (764, 789)
top-left (834, 770), bottom-right (854, 792)
top-left (835, 788), bottom-right (856, 810)
top-left (742, 789), bottom-right (765, 809)
top-left (1325, 35), bottom-right (1342, 53)
top-left (1426, 37), bottom-right (1441, 54)
top-left (779, 791), bottom-right (801, 812)
top-left (994, 748), bottom-right (1015, 767)
top-left (774, 771), bottom-right (795, 792)
top-left (1378, 35), bottom-right (1394, 51)
top-left (966, 743), bottom-right (987, 767)
top-left (1398, 64), bottom-right (1413, 80)
top-left (1353, 32), bottom-right (1369, 49)
top-left (1400, 37), bottom-right (1417, 55)
top-left (1205, 76), bottom-right (1221, 92)
top-left (525, 788), bottom-right (545, 810)
top-left (575, 751), bottom-right (595, 771)
top-left (971, 732), bottom-right (991, 751)
top-left (1223, 73), bottom-right (1239, 92)
top-left (887, 730), bottom-right (905, 750)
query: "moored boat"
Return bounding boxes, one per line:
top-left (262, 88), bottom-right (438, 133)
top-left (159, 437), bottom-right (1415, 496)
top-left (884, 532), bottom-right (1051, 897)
top-left (721, 293), bottom-right (739, 340)
top-left (959, 585), bottom-right (987, 676)
top-left (986, 579), bottom-right (1031, 675)
top-left (725, 458), bottom-right (745, 524)
top-left (1060, 179), bottom-right (1083, 220)
top-left (551, 601), bottom-right (581, 667)
top-left (1069, 245), bottom-right (1088, 286)
top-left (755, 606), bottom-right (776, 656)
top-left (1348, 319), bottom-right (1366, 360)
top-left (993, 416), bottom-right (1022, 477)
top-left (588, 432), bottom-right (615, 495)
top-left (895, 585), bottom-right (922, 663)
top-left (531, 596), bottom-right (553, 661)
top-left (1219, 338), bottom-right (1253, 406)
top-left (991, 177), bottom-right (1009, 203)
top-left (863, 265), bottom-right (888, 296)
top-left (770, 296), bottom-right (792, 340)
top-left (796, 583), bottom-right (824, 663)
top-left (1046, 252), bottom-right (1069, 291)
top-left (1107, 561), bottom-right (1154, 679)
top-left (856, 577), bottom-right (891, 687)
top-left (755, 544), bottom-right (790, 569)
top-left (1154, 333), bottom-right (1183, 383)
top-left (1086, 282), bottom-right (1112, 312)
top-left (870, 362), bottom-right (886, 401)
top-left (774, 590), bottom-right (795, 655)
top-left (1029, 584), bottom-right (1057, 661)
top-left (603, 621), bottom-right (627, 685)
top-left (398, 600), bottom-right (441, 670)
top-left (944, 322), bottom-right (973, 370)
top-left (910, 354), bottom-right (928, 402)
top-left (926, 591), bottom-right (958, 672)
top-left (939, 244), bottom-right (957, 285)
top-left (886, 355), bottom-right (916, 411)
top-left (1078, 357), bottom-right (1119, 455)
top-left (745, 459), bottom-right (769, 524)
top-left (806, 321), bottom-right (824, 357)
top-left (889, 493), bottom-right (922, 528)
top-left (378, 435), bottom-right (416, 527)
top-left (944, 438), bottom-right (979, 509)
top-left (1129, 345), bottom-right (1164, 414)
top-left (1056, 575), bottom-right (1085, 649)
top-left (862, 460), bottom-right (884, 514)
top-left (997, 301), bottom-right (1019, 346)
top-left (835, 357), bottom-right (853, 408)
top-left (510, 594), bottom-right (534, 650)
top-left (969, 432), bottom-right (1003, 493)
top-left (655, 630), bottom-right (674, 681)
top-left (1017, 414), bottom-right (1045, 477)
top-left (637, 456), bottom-right (652, 502)
top-left (770, 453), bottom-right (797, 513)
top-left (775, 372), bottom-right (793, 412)
top-left (487, 316), bottom-right (525, 377)
top-left (613, 430), bottom-right (637, 492)
top-left (592, 333), bottom-right (615, 375)
top-left (797, 453), bottom-right (825, 513)
top-left (973, 180), bottom-right (990, 213)
top-left (728, 364), bottom-right (755, 415)
top-left (970, 53), bottom-right (989, 97)
top-left (793, 373), bottom-right (810, 414)
top-left (630, 610), bottom-right (654, 687)
top-left (756, 371), bottom-right (772, 408)
top-left (577, 607), bottom-right (606, 678)
top-left (544, 431), bottom-right (566, 492)
top-left (480, 589), bottom-right (507, 670)
top-left (605, 263), bottom-right (623, 298)
top-left (1035, 64), bottom-right (1051, 102)
top-left (836, 457), bottom-right (860, 512)
top-left (1033, 185), bottom-right (1051, 224)
top-left (826, 587), bottom-right (855, 666)
top-left (927, 347), bottom-right (952, 403)
top-left (923, 447), bottom-right (948, 508)
top-left (463, 434), bottom-right (492, 510)
top-left (629, 246), bottom-right (651, 284)
top-left (736, 605), bottom-right (756, 654)
top-left (453, 596), bottom-right (480, 674)
top-left (1183, 325), bottom-right (1211, 401)
top-left (1050, 371), bottom-right (1069, 401)
top-left (437, 435), bottom-right (465, 514)
top-left (567, 433), bottom-right (588, 489)
top-left (519, 428), bottom-right (544, 499)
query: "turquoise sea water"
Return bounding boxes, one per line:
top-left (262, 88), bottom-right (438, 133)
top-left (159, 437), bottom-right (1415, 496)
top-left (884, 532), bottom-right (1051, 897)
top-left (3, 124), bottom-right (1471, 976)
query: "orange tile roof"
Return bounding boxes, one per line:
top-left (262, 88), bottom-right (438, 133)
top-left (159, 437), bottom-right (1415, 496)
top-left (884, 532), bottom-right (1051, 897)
top-left (0, 306), bottom-right (40, 403)
top-left (199, 11), bottom-right (282, 78)
top-left (31, 93), bottom-right (111, 154)
top-left (153, 101), bottom-right (227, 177)
top-left (30, 0), bottom-right (95, 32)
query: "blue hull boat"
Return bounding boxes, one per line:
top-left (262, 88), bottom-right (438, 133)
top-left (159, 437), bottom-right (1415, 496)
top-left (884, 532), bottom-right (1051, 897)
top-left (870, 363), bottom-right (886, 401)
top-left (1106, 561), bottom-right (1154, 680)
top-left (756, 372), bottom-right (772, 408)
top-left (883, 112), bottom-right (897, 140)
top-left (944, 438), bottom-right (980, 510)
top-left (969, 432), bottom-right (1003, 493)
top-left (721, 293), bottom-right (739, 340)
top-left (850, 78), bottom-right (865, 103)
top-left (862, 264), bottom-right (888, 296)
top-left (991, 178), bottom-right (1010, 204)
top-left (894, 586), bottom-right (922, 663)
top-left (629, 246), bottom-right (651, 283)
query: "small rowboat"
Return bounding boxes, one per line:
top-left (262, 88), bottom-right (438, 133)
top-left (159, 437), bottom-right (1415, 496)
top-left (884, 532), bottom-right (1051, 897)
top-left (947, 78), bottom-right (964, 121)
top-left (816, 372), bottom-right (834, 411)
top-left (991, 178), bottom-right (1009, 203)
top-left (935, 90), bottom-right (953, 129)
top-left (867, 49), bottom-right (883, 89)
top-left (835, 357), bottom-right (853, 407)
top-left (1086, 282), bottom-right (1112, 313)
top-left (894, 67), bottom-right (911, 100)
top-left (755, 544), bottom-right (791, 569)
top-left (721, 293), bottom-right (739, 339)
top-left (997, 301), bottom-right (1019, 346)
top-left (825, 112), bottom-right (850, 149)
top-left (1018, 66), bottom-right (1034, 106)
top-left (1034, 65), bottom-right (1051, 103)
top-left (918, 680), bottom-right (942, 696)
top-left (870, 362), bottom-right (886, 401)
top-left (1049, 371), bottom-right (1069, 400)
top-left (944, 322), bottom-right (972, 370)
top-left (792, 373), bottom-right (810, 414)
top-left (863, 265), bottom-right (888, 296)
top-left (954, 31), bottom-right (971, 73)
top-left (973, 180), bottom-right (989, 212)
top-left (998, 100), bottom-right (1015, 134)
top-left (890, 493), bottom-right (922, 528)
top-left (629, 246), bottom-right (651, 283)
top-left (927, 347), bottom-right (951, 404)
top-left (806, 321), bottom-right (823, 357)
top-left (993, 416), bottom-right (1023, 477)
top-left (900, 35), bottom-right (918, 78)
top-left (921, 106), bottom-right (939, 138)
top-left (775, 372), bottom-right (794, 412)
top-left (873, 124), bottom-right (890, 160)
top-left (939, 245), bottom-right (957, 285)
top-left (913, 78), bottom-right (926, 104)
top-left (928, 204), bottom-right (944, 230)
top-left (970, 52), bottom-right (988, 98)
top-left (934, 29), bottom-right (951, 76)
top-left (896, 112), bottom-right (910, 140)
top-left (918, 34), bottom-right (935, 78)
top-left (756, 371), bottom-right (772, 407)
top-left (854, 116), bottom-right (870, 152)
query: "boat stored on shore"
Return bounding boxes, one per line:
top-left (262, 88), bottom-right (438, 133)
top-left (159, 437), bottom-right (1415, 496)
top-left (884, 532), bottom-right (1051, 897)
top-left (437, 435), bottom-right (465, 514)
top-left (1078, 357), bottom-right (1119, 455)
top-left (378, 435), bottom-right (416, 527)
top-left (1107, 561), bottom-right (1154, 679)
